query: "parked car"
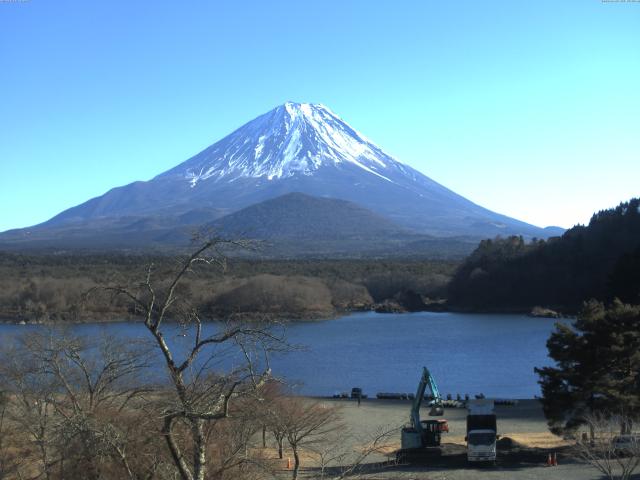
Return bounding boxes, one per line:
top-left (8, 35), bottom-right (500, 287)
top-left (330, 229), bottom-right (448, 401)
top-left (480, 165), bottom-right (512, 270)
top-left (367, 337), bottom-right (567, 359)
top-left (612, 434), bottom-right (640, 456)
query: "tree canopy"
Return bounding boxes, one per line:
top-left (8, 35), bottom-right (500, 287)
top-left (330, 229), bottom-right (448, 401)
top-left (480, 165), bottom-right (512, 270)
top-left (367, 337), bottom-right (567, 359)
top-left (535, 300), bottom-right (640, 435)
top-left (448, 198), bottom-right (640, 312)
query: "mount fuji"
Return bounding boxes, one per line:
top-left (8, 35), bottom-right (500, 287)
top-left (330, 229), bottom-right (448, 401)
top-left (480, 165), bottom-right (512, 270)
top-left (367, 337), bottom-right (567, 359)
top-left (1, 102), bottom-right (563, 253)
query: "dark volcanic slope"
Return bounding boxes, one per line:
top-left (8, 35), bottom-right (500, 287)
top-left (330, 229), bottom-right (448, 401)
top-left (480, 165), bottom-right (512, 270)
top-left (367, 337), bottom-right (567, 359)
top-left (198, 193), bottom-right (478, 258)
top-left (210, 192), bottom-right (408, 239)
top-left (0, 192), bottom-right (479, 258)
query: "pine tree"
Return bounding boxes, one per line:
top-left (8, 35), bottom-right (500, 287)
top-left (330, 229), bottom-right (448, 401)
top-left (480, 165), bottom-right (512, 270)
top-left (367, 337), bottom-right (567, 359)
top-left (536, 300), bottom-right (640, 435)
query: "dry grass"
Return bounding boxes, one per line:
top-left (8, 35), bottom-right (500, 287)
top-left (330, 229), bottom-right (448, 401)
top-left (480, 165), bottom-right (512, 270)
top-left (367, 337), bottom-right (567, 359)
top-left (504, 432), bottom-right (571, 449)
top-left (445, 432), bottom-right (569, 449)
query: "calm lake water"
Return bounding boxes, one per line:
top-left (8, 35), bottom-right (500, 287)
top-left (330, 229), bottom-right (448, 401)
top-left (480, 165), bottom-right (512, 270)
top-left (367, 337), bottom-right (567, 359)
top-left (0, 312), bottom-right (565, 399)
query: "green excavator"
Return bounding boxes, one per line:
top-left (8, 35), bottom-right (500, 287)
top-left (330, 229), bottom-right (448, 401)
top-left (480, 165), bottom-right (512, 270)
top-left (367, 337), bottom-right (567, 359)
top-left (397, 367), bottom-right (449, 462)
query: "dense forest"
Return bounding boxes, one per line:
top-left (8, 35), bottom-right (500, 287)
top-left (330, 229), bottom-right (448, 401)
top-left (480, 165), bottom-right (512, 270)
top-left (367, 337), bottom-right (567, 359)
top-left (448, 198), bottom-right (640, 312)
top-left (0, 253), bottom-right (455, 322)
top-left (3, 198), bottom-right (639, 322)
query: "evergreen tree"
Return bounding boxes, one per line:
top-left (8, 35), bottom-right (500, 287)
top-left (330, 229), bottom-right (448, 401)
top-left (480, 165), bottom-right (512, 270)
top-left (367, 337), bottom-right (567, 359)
top-left (536, 300), bottom-right (640, 435)
top-left (609, 246), bottom-right (640, 304)
top-left (449, 197), bottom-right (640, 312)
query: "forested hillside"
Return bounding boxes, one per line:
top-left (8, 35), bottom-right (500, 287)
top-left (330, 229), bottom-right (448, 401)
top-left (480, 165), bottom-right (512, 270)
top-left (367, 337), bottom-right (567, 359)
top-left (0, 254), bottom-right (455, 322)
top-left (448, 198), bottom-right (640, 312)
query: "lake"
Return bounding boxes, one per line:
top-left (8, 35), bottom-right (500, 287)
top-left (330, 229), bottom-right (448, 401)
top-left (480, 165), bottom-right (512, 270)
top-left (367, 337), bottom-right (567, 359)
top-left (0, 311), bottom-right (565, 398)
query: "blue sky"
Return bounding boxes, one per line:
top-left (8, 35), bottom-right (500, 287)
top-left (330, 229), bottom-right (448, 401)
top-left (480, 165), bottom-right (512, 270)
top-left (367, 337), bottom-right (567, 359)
top-left (1, 0), bottom-right (639, 232)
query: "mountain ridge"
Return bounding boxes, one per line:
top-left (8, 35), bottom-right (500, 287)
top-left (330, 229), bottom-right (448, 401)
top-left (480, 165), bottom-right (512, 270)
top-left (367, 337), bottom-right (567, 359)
top-left (209, 192), bottom-right (409, 239)
top-left (1, 102), bottom-right (564, 253)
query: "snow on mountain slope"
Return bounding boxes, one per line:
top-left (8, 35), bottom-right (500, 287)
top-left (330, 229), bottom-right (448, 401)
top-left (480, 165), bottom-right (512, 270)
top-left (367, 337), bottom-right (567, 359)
top-left (16, 101), bottom-right (561, 241)
top-left (159, 102), bottom-right (416, 186)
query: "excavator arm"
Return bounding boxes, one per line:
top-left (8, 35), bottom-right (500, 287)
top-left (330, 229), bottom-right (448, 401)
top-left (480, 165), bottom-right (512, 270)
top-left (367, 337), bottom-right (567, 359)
top-left (410, 367), bottom-right (444, 433)
top-left (400, 366), bottom-right (448, 454)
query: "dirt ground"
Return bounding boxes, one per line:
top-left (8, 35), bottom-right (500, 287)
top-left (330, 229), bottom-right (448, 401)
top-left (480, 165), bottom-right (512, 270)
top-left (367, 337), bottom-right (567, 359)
top-left (273, 398), bottom-right (631, 479)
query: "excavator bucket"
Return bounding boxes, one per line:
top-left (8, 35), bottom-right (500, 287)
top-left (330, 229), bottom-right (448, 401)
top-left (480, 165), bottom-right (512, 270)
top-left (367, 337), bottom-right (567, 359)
top-left (429, 405), bottom-right (444, 416)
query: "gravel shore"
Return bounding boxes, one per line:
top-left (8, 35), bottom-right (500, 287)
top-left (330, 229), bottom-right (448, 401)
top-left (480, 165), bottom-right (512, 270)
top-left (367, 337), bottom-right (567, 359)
top-left (290, 398), bottom-right (614, 479)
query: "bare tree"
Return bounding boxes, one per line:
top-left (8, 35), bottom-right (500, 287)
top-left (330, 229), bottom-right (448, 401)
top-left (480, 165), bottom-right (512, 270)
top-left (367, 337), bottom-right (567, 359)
top-left (202, 397), bottom-right (279, 480)
top-left (574, 412), bottom-right (640, 480)
top-left (269, 411), bottom-right (288, 461)
top-left (309, 426), bottom-right (397, 480)
top-left (258, 382), bottom-right (289, 459)
top-left (103, 237), bottom-right (286, 480)
top-left (0, 390), bottom-right (25, 479)
top-left (273, 397), bottom-right (341, 480)
top-left (0, 329), bottom-right (155, 480)
top-left (0, 346), bottom-right (58, 480)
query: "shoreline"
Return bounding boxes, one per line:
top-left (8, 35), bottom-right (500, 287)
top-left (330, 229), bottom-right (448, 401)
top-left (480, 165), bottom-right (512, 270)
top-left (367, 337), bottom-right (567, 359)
top-left (0, 304), bottom-right (573, 325)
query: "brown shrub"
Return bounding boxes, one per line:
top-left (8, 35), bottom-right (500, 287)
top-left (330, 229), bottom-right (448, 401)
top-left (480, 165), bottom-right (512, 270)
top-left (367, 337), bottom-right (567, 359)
top-left (210, 274), bottom-right (334, 318)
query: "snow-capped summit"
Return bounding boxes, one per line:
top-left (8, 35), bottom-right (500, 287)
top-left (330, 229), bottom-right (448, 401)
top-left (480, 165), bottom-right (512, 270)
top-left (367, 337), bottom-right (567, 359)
top-left (18, 102), bottom-right (562, 243)
top-left (160, 102), bottom-right (409, 186)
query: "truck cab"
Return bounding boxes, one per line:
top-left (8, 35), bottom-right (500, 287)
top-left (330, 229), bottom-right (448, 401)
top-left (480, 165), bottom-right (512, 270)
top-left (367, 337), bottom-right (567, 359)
top-left (467, 429), bottom-right (497, 462)
top-left (466, 399), bottom-right (497, 463)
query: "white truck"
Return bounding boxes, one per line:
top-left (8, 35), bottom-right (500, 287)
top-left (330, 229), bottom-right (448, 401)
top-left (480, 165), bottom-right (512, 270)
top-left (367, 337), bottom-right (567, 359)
top-left (465, 399), bottom-right (497, 463)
